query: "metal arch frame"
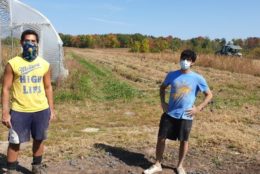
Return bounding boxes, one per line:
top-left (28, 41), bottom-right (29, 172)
top-left (10, 0), bottom-right (63, 45)
top-left (1, 0), bottom-right (67, 80)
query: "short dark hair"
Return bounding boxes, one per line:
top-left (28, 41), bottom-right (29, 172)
top-left (21, 29), bottom-right (39, 43)
top-left (180, 49), bottom-right (197, 62)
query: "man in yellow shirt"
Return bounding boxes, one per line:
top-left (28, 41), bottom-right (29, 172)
top-left (1, 29), bottom-right (55, 174)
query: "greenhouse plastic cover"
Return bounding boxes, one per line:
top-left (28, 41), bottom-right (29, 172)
top-left (0, 0), bottom-right (68, 81)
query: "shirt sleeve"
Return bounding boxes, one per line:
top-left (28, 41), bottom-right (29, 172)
top-left (163, 72), bottom-right (172, 86)
top-left (197, 75), bottom-right (209, 92)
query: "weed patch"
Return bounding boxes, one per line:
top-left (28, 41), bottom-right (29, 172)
top-left (54, 53), bottom-right (139, 102)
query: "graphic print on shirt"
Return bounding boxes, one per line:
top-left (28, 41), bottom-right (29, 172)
top-left (19, 63), bottom-right (42, 94)
top-left (19, 63), bottom-right (41, 75)
top-left (172, 80), bottom-right (191, 100)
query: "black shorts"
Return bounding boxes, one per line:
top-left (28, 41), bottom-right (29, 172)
top-left (158, 113), bottom-right (192, 141)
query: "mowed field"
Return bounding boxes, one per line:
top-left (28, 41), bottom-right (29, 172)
top-left (0, 48), bottom-right (259, 174)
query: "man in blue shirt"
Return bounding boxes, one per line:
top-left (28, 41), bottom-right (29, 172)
top-left (144, 49), bottom-right (213, 174)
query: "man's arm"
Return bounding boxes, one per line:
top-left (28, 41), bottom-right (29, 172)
top-left (187, 89), bottom-right (213, 116)
top-left (1, 64), bottom-right (14, 128)
top-left (43, 68), bottom-right (55, 121)
top-left (160, 83), bottom-right (169, 113)
top-left (197, 90), bottom-right (213, 111)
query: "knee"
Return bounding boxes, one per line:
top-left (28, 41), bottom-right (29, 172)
top-left (180, 141), bottom-right (189, 147)
top-left (33, 139), bottom-right (43, 143)
top-left (33, 140), bottom-right (44, 147)
top-left (157, 137), bottom-right (166, 144)
top-left (9, 143), bottom-right (20, 151)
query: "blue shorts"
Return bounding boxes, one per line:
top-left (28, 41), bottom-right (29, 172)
top-left (9, 108), bottom-right (50, 143)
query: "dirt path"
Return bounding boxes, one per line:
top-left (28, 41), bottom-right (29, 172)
top-left (1, 141), bottom-right (259, 174)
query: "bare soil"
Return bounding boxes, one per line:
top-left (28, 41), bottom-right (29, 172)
top-left (0, 48), bottom-right (259, 174)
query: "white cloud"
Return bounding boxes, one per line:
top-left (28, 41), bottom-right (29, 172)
top-left (88, 17), bottom-right (131, 26)
top-left (102, 4), bottom-right (123, 12)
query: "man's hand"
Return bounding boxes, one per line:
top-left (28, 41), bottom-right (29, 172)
top-left (186, 106), bottom-right (201, 117)
top-left (161, 102), bottom-right (169, 113)
top-left (2, 113), bottom-right (11, 128)
top-left (49, 109), bottom-right (56, 123)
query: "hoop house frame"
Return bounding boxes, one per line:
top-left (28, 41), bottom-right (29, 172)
top-left (0, 0), bottom-right (68, 81)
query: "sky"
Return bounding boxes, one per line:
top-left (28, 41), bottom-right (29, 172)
top-left (21, 0), bottom-right (260, 41)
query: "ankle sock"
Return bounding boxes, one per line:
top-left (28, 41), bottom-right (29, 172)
top-left (32, 156), bottom-right (42, 165)
top-left (7, 161), bottom-right (18, 170)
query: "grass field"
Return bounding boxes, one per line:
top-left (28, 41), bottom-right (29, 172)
top-left (0, 48), bottom-right (259, 173)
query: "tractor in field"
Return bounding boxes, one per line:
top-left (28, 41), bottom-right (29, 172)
top-left (215, 44), bottom-right (242, 57)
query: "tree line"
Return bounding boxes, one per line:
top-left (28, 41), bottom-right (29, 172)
top-left (61, 33), bottom-right (259, 58)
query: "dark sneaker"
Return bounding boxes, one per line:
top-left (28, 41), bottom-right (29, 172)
top-left (32, 164), bottom-right (47, 174)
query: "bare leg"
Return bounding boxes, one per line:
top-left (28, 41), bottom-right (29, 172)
top-left (143, 137), bottom-right (166, 173)
top-left (33, 140), bottom-right (44, 157)
top-left (177, 141), bottom-right (188, 168)
top-left (7, 143), bottom-right (20, 162)
top-left (155, 137), bottom-right (166, 166)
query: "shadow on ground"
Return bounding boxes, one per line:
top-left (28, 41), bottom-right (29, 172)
top-left (94, 143), bottom-right (174, 171)
top-left (0, 153), bottom-right (32, 174)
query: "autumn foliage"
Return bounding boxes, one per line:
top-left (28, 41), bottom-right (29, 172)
top-left (59, 33), bottom-right (260, 58)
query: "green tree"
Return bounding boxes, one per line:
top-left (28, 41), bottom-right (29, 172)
top-left (140, 38), bottom-right (150, 53)
top-left (79, 35), bottom-right (87, 48)
top-left (117, 34), bottom-right (131, 48)
top-left (170, 38), bottom-right (182, 52)
top-left (104, 34), bottom-right (120, 48)
top-left (232, 39), bottom-right (244, 47)
top-left (59, 33), bottom-right (72, 47)
top-left (131, 33), bottom-right (145, 42)
top-left (151, 38), bottom-right (169, 52)
top-left (71, 36), bottom-right (81, 48)
top-left (220, 38), bottom-right (226, 47)
top-left (130, 41), bottom-right (141, 52)
top-left (85, 35), bottom-right (95, 48)
top-left (93, 35), bottom-right (104, 48)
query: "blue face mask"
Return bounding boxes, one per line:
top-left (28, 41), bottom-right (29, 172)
top-left (22, 41), bottom-right (38, 62)
top-left (180, 60), bottom-right (191, 70)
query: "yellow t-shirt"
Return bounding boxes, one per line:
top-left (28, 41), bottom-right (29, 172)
top-left (8, 56), bottom-right (50, 112)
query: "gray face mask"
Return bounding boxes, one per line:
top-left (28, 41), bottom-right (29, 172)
top-left (22, 41), bottom-right (38, 61)
top-left (180, 60), bottom-right (191, 70)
